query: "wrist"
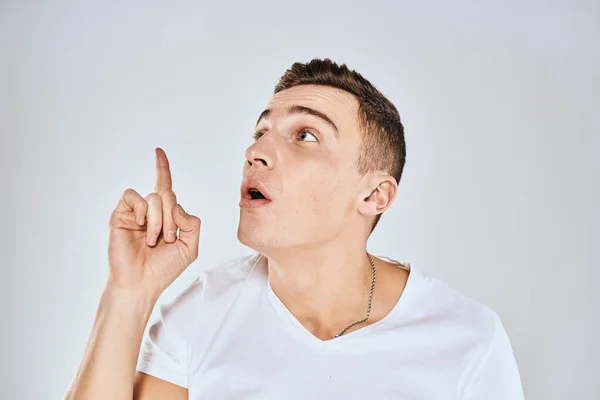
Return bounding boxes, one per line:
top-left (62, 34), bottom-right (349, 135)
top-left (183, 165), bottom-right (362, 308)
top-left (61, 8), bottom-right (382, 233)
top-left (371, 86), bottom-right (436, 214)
top-left (100, 281), bottom-right (159, 321)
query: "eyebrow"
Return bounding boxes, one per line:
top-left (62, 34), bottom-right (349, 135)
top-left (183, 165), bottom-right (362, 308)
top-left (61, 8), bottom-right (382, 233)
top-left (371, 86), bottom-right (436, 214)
top-left (255, 104), bottom-right (339, 139)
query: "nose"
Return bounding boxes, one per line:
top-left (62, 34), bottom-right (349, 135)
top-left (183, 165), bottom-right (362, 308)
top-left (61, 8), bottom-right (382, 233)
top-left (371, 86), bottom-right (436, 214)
top-left (245, 137), bottom-right (275, 169)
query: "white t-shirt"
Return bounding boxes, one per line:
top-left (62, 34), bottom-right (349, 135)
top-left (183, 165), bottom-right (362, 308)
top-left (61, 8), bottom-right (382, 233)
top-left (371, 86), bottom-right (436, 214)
top-left (136, 253), bottom-right (525, 399)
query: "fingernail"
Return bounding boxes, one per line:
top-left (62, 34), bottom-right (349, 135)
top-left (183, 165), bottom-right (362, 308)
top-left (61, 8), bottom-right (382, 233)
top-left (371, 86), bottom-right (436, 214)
top-left (148, 235), bottom-right (157, 246)
top-left (137, 215), bottom-right (145, 225)
top-left (166, 230), bottom-right (175, 241)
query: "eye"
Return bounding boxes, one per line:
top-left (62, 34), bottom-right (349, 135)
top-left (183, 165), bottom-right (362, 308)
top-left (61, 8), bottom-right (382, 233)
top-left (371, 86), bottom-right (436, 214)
top-left (252, 129), bottom-right (318, 143)
top-left (252, 131), bottom-right (262, 141)
top-left (297, 129), bottom-right (318, 142)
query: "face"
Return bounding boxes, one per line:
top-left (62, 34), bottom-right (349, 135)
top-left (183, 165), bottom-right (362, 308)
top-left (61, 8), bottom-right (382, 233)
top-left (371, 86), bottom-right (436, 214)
top-left (237, 84), bottom-right (374, 252)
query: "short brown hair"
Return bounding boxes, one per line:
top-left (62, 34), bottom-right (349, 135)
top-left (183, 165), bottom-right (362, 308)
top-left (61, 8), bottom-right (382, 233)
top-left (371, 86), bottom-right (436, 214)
top-left (274, 58), bottom-right (406, 234)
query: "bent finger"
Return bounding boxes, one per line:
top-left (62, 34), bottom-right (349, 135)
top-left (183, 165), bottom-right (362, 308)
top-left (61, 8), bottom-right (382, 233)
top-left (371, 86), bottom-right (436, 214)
top-left (120, 188), bottom-right (148, 226)
top-left (161, 190), bottom-right (178, 243)
top-left (172, 204), bottom-right (201, 260)
top-left (145, 193), bottom-right (163, 246)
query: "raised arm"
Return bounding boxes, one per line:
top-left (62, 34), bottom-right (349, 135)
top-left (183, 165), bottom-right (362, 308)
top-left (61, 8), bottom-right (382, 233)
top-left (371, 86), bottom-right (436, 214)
top-left (64, 148), bottom-right (201, 400)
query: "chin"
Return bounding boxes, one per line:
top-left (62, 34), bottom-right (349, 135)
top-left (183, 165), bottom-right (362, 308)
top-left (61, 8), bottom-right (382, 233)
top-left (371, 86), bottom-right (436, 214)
top-left (237, 221), bottom-right (275, 252)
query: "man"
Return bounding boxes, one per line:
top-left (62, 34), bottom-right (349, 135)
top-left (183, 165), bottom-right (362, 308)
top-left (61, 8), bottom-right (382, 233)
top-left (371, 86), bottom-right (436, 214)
top-left (65, 58), bottom-right (525, 399)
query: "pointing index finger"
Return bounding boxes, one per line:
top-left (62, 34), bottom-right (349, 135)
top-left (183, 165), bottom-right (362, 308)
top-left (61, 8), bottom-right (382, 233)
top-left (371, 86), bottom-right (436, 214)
top-left (155, 147), bottom-right (173, 193)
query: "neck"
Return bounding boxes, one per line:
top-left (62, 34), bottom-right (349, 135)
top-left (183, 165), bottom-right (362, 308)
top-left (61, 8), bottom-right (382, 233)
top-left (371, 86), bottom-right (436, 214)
top-left (263, 239), bottom-right (374, 338)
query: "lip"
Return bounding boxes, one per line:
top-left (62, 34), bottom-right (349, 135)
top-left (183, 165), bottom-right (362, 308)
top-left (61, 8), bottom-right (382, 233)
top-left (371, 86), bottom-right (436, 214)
top-left (240, 177), bottom-right (273, 208)
top-left (239, 197), bottom-right (272, 208)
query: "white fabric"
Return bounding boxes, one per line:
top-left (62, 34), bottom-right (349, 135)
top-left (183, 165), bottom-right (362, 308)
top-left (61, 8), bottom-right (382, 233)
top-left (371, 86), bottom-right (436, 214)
top-left (136, 253), bottom-right (525, 399)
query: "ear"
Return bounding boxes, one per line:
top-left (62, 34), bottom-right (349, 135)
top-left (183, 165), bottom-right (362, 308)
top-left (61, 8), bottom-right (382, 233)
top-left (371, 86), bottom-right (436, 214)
top-left (357, 175), bottom-right (397, 217)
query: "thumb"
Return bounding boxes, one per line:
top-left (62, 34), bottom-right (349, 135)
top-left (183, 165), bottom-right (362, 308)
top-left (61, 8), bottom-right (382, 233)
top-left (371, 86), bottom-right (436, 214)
top-left (172, 204), bottom-right (201, 256)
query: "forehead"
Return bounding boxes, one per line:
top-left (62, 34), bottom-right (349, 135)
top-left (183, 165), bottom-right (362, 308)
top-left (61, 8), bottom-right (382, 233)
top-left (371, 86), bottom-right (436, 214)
top-left (261, 84), bottom-right (360, 132)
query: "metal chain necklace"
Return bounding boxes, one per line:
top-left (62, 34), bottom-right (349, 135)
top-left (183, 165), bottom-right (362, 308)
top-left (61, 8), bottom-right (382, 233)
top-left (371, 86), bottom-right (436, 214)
top-left (333, 252), bottom-right (377, 338)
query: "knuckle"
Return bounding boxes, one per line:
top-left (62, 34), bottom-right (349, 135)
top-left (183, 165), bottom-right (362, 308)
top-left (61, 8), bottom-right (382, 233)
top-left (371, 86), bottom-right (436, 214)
top-left (123, 188), bottom-right (137, 197)
top-left (108, 212), bottom-right (126, 230)
top-left (138, 199), bottom-right (148, 211)
top-left (161, 190), bottom-right (176, 201)
top-left (146, 192), bottom-right (162, 204)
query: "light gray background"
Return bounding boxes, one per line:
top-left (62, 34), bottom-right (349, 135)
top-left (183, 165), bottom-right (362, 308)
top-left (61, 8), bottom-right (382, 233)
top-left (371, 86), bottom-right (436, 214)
top-left (1, 1), bottom-right (598, 399)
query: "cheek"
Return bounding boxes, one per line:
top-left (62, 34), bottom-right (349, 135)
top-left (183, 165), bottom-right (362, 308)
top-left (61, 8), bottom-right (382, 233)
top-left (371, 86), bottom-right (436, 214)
top-left (300, 172), bottom-right (352, 217)
top-left (280, 156), bottom-right (356, 218)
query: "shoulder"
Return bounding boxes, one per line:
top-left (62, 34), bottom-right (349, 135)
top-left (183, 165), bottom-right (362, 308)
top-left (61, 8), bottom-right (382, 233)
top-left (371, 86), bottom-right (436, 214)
top-left (202, 252), bottom-right (263, 286)
top-left (413, 271), bottom-right (526, 397)
top-left (137, 253), bottom-right (264, 386)
top-left (153, 252), bottom-right (262, 325)
top-left (407, 267), bottom-right (522, 393)
top-left (376, 255), bottom-right (499, 339)
top-left (166, 252), bottom-right (263, 308)
top-left (409, 266), bottom-right (500, 340)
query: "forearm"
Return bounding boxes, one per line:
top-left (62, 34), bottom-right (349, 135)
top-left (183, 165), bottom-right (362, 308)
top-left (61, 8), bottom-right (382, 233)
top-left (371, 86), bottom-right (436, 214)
top-left (64, 284), bottom-right (157, 400)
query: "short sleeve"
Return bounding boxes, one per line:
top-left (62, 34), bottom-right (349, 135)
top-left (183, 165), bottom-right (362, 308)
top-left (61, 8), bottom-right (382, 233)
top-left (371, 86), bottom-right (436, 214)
top-left (459, 314), bottom-right (525, 400)
top-left (136, 275), bottom-right (206, 389)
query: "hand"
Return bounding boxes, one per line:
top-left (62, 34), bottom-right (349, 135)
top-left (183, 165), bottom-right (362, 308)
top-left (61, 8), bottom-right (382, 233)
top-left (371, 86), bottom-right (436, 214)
top-left (107, 147), bottom-right (201, 298)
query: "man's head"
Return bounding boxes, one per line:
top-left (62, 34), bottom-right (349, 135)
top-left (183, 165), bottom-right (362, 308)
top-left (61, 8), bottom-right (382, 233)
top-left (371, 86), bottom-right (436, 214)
top-left (237, 58), bottom-right (406, 253)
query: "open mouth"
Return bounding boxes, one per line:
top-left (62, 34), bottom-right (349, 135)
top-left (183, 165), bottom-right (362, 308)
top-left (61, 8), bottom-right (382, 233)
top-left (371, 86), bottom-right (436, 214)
top-left (248, 188), bottom-right (267, 200)
top-left (240, 178), bottom-right (272, 208)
